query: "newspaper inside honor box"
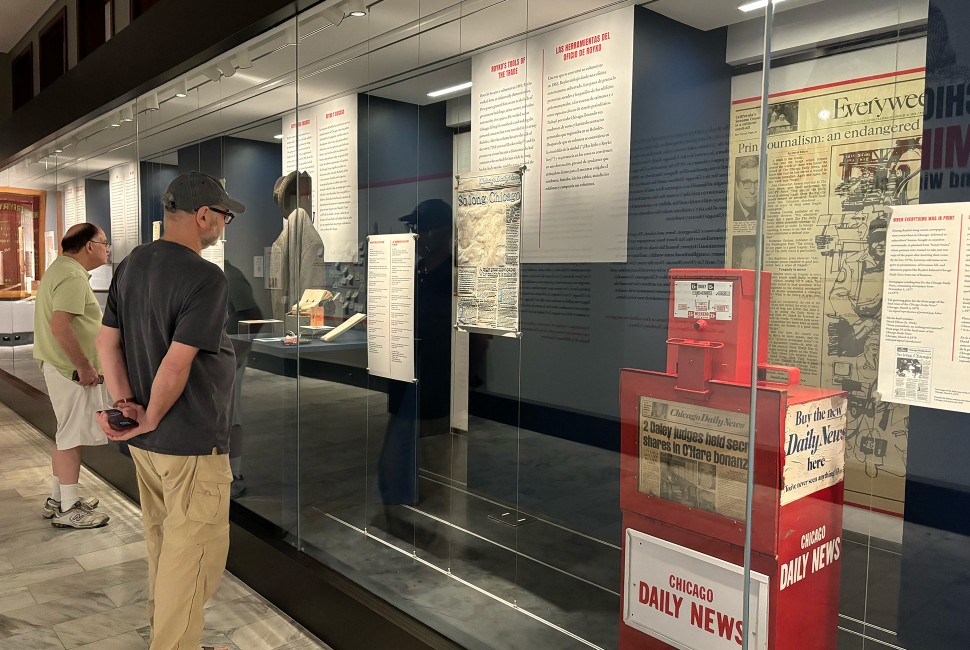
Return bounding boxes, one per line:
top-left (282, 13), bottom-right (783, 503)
top-left (638, 398), bottom-right (750, 521)
top-left (781, 394), bottom-right (846, 506)
top-left (673, 281), bottom-right (734, 320)
top-left (624, 529), bottom-right (769, 650)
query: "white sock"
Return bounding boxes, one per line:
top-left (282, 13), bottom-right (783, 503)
top-left (60, 483), bottom-right (79, 512)
top-left (230, 456), bottom-right (242, 477)
top-left (51, 475), bottom-right (61, 502)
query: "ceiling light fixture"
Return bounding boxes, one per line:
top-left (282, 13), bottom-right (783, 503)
top-left (427, 81), bottom-right (472, 98)
top-left (274, 134), bottom-right (284, 139)
top-left (202, 65), bottom-right (222, 82)
top-left (233, 49), bottom-right (253, 69)
top-left (120, 105), bottom-right (134, 122)
top-left (141, 93), bottom-right (160, 112)
top-left (321, 6), bottom-right (345, 25)
top-left (739, 0), bottom-right (787, 12)
top-left (174, 79), bottom-right (188, 97)
top-left (347, 0), bottom-right (368, 17)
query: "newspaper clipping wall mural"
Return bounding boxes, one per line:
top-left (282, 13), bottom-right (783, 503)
top-left (456, 169), bottom-right (522, 333)
top-left (638, 397), bottom-right (750, 521)
top-left (726, 51), bottom-right (925, 514)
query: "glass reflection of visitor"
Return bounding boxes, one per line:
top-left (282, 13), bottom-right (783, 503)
top-left (379, 199), bottom-right (453, 520)
top-left (224, 259), bottom-right (263, 498)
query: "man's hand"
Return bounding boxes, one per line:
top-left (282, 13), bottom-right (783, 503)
top-left (75, 363), bottom-right (100, 386)
top-left (96, 403), bottom-right (157, 441)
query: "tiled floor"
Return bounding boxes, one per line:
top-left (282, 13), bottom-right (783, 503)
top-left (0, 401), bottom-right (331, 650)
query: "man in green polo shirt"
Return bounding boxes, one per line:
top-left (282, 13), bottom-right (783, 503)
top-left (34, 222), bottom-right (111, 529)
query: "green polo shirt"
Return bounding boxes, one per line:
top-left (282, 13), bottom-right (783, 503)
top-left (33, 255), bottom-right (103, 379)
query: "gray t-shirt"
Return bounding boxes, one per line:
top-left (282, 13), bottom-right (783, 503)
top-left (102, 240), bottom-right (235, 455)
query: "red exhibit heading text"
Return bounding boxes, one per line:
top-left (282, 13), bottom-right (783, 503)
top-left (326, 109), bottom-right (345, 119)
top-left (891, 215), bottom-right (955, 222)
top-left (637, 574), bottom-right (744, 645)
top-left (555, 32), bottom-right (610, 61)
top-left (289, 119), bottom-right (310, 129)
top-left (491, 57), bottom-right (524, 79)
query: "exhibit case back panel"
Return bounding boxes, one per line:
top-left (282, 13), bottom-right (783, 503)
top-left (4, 0), bottom-right (970, 648)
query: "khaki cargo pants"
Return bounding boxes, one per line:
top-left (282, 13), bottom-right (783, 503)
top-left (130, 446), bottom-right (232, 650)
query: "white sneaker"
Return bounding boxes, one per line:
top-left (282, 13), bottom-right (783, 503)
top-left (43, 496), bottom-right (99, 519)
top-left (50, 501), bottom-right (109, 529)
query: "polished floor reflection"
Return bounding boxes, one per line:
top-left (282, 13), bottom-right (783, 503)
top-left (0, 349), bottom-right (927, 649)
top-left (0, 399), bottom-right (329, 650)
top-left (231, 364), bottom-right (909, 650)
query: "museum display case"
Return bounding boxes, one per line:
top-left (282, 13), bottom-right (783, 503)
top-left (2, 0), bottom-right (968, 648)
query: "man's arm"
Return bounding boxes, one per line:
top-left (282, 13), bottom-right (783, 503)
top-left (51, 310), bottom-right (98, 385)
top-left (96, 325), bottom-right (134, 404)
top-left (98, 340), bottom-right (199, 441)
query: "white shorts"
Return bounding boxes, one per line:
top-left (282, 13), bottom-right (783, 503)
top-left (42, 363), bottom-right (110, 451)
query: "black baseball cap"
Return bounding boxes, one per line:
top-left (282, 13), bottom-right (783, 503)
top-left (163, 172), bottom-right (246, 214)
top-left (399, 199), bottom-right (451, 232)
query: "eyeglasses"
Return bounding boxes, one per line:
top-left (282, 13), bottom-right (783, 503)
top-left (205, 206), bottom-right (235, 224)
top-left (89, 239), bottom-right (111, 248)
top-left (738, 180), bottom-right (759, 191)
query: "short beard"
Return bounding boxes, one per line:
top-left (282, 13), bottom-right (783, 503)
top-left (201, 233), bottom-right (221, 249)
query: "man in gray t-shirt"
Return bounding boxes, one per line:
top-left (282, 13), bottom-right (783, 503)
top-left (96, 171), bottom-right (244, 650)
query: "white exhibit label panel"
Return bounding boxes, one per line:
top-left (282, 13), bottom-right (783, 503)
top-left (45, 231), bottom-right (56, 270)
top-left (624, 529), bottom-right (769, 650)
top-left (367, 234), bottom-right (415, 382)
top-left (456, 170), bottom-right (521, 333)
top-left (200, 239), bottom-right (224, 270)
top-left (282, 113), bottom-right (316, 181)
top-left (470, 6), bottom-right (633, 263)
top-left (878, 203), bottom-right (970, 413)
top-left (673, 281), bottom-right (734, 321)
top-left (63, 180), bottom-right (86, 230)
top-left (282, 95), bottom-right (359, 263)
top-left (64, 184), bottom-right (75, 231)
top-left (316, 95), bottom-right (359, 262)
top-left (109, 163), bottom-right (139, 260)
top-left (781, 395), bottom-right (846, 505)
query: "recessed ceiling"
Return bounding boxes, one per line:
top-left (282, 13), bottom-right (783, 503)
top-left (642, 0), bottom-right (826, 32)
top-left (0, 0), bottom-right (57, 53)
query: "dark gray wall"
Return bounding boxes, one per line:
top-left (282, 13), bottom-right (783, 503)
top-left (899, 1), bottom-right (970, 647)
top-left (139, 162), bottom-right (179, 244)
top-left (468, 7), bottom-right (733, 540)
top-left (84, 178), bottom-right (110, 234)
top-left (177, 136), bottom-right (282, 322)
top-left (358, 95), bottom-right (455, 237)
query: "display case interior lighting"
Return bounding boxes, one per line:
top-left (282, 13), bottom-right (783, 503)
top-left (738, 0), bottom-right (787, 12)
top-left (274, 134), bottom-right (284, 139)
top-left (203, 65), bottom-right (221, 82)
top-left (233, 49), bottom-right (253, 70)
top-left (140, 92), bottom-right (160, 112)
top-left (427, 81), bottom-right (472, 97)
top-left (216, 58), bottom-right (237, 78)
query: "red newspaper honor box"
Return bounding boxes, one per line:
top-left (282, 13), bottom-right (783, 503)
top-left (619, 269), bottom-right (846, 650)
